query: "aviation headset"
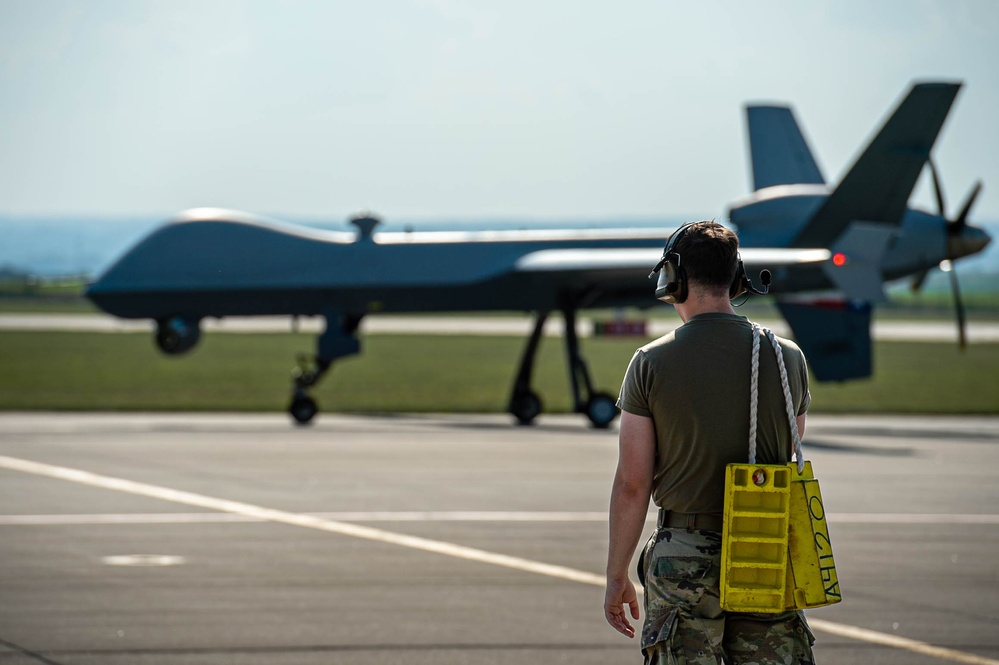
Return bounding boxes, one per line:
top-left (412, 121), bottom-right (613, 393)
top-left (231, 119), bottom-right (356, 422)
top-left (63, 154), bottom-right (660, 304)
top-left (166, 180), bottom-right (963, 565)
top-left (648, 222), bottom-right (771, 304)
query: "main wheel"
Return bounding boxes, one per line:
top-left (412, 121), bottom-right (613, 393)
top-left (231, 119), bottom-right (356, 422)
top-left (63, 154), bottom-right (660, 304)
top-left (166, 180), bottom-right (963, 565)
top-left (585, 393), bottom-right (618, 429)
top-left (510, 391), bottom-right (543, 426)
top-left (289, 395), bottom-right (319, 425)
top-left (154, 317), bottom-right (201, 355)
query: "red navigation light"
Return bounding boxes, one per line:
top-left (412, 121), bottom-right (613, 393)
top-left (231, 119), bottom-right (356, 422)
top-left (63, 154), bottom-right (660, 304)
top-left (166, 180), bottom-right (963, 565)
top-left (832, 252), bottom-right (848, 267)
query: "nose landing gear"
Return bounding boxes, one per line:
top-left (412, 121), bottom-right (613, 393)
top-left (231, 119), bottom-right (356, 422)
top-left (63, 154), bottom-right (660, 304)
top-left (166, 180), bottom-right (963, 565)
top-left (286, 313), bottom-right (361, 425)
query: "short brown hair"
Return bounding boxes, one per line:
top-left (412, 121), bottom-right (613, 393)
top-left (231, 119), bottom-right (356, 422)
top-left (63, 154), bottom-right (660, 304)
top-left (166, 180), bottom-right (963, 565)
top-left (672, 221), bottom-right (739, 290)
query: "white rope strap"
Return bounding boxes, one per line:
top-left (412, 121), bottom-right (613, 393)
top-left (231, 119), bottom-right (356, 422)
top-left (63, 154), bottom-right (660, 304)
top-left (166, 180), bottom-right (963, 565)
top-left (749, 324), bottom-right (804, 473)
top-left (748, 324), bottom-right (761, 464)
top-left (763, 327), bottom-right (804, 473)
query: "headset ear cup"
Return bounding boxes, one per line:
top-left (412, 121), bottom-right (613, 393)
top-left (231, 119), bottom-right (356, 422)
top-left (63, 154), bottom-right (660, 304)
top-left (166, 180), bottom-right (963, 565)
top-left (674, 266), bottom-right (688, 304)
top-left (653, 223), bottom-right (695, 304)
top-left (656, 260), bottom-right (688, 304)
top-left (655, 261), bottom-right (676, 303)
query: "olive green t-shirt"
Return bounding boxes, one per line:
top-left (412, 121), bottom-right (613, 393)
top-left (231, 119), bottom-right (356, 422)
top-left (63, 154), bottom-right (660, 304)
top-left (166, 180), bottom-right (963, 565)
top-left (617, 313), bottom-right (810, 515)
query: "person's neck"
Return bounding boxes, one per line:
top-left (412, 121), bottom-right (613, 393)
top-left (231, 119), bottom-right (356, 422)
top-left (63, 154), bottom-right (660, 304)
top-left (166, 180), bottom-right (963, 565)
top-left (674, 293), bottom-right (736, 323)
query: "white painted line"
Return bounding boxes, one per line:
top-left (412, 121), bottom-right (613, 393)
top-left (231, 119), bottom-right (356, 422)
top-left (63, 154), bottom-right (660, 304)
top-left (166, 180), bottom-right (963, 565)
top-left (2, 511), bottom-right (997, 526)
top-left (314, 511), bottom-right (611, 522)
top-left (0, 455), bottom-right (604, 587)
top-left (102, 554), bottom-right (185, 567)
top-left (0, 513), bottom-right (259, 525)
top-left (0, 511), bottom-right (612, 525)
top-left (828, 513), bottom-right (999, 524)
top-left (807, 618), bottom-right (999, 665)
top-left (1, 454), bottom-right (995, 665)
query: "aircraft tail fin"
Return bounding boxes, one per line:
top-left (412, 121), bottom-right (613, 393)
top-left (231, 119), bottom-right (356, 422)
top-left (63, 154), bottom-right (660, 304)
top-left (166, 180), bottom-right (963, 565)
top-left (792, 82), bottom-right (962, 248)
top-left (776, 298), bottom-right (873, 382)
top-left (746, 105), bottom-right (825, 190)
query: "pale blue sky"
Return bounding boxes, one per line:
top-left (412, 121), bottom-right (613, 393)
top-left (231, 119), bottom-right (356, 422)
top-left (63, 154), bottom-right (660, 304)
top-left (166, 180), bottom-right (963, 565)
top-left (1, 0), bottom-right (997, 222)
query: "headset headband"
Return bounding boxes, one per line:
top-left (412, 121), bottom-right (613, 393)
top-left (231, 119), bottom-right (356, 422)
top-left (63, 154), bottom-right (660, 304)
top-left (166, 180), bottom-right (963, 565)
top-left (648, 222), bottom-right (771, 304)
top-left (648, 223), bottom-right (695, 279)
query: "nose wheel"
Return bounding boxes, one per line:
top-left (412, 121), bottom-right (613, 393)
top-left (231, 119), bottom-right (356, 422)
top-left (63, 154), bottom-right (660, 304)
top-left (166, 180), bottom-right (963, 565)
top-left (289, 391), bottom-right (319, 425)
top-left (288, 353), bottom-right (327, 425)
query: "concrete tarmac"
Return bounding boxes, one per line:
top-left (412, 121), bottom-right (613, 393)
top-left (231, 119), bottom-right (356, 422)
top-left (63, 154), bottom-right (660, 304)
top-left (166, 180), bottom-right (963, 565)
top-left (1, 412), bottom-right (997, 664)
top-left (3, 312), bottom-right (999, 343)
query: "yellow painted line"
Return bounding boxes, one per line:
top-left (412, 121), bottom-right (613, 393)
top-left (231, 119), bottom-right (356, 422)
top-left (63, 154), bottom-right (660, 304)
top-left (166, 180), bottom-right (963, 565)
top-left (2, 454), bottom-right (996, 665)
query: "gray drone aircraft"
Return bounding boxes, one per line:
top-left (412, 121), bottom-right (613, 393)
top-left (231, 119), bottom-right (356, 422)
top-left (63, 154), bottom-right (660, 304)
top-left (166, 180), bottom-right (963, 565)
top-left (86, 80), bottom-right (989, 426)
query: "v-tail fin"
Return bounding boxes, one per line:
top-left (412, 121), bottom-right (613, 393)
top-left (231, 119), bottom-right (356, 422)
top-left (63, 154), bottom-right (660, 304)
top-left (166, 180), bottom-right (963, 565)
top-left (792, 82), bottom-right (962, 248)
top-left (746, 105), bottom-right (825, 190)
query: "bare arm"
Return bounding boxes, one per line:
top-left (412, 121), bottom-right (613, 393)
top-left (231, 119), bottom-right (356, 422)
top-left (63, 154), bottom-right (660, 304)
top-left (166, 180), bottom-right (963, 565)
top-left (604, 411), bottom-right (656, 639)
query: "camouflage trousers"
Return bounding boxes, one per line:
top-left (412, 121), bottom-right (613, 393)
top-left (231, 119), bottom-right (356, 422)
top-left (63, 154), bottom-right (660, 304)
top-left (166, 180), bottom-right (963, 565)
top-left (639, 527), bottom-right (815, 664)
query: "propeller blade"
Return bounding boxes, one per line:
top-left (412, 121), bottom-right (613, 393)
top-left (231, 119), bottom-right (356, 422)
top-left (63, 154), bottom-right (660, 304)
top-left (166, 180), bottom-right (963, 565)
top-left (947, 265), bottom-right (967, 350)
top-left (952, 180), bottom-right (983, 233)
top-left (928, 158), bottom-right (947, 216)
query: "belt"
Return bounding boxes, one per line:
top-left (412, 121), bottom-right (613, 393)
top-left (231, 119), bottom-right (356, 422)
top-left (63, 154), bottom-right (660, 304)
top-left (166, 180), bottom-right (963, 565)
top-left (657, 509), bottom-right (724, 532)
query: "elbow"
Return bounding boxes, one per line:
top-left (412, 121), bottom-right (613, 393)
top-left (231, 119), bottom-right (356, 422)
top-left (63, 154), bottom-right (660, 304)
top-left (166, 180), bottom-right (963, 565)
top-left (613, 474), bottom-right (652, 503)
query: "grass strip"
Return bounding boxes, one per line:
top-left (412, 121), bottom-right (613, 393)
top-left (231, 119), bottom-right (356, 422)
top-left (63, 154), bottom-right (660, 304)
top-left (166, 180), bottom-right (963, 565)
top-left (1, 331), bottom-right (997, 415)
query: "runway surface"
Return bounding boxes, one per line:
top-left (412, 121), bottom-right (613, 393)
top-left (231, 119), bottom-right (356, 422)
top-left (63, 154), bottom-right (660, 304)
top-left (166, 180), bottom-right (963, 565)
top-left (1, 412), bottom-right (997, 664)
top-left (3, 312), bottom-right (999, 343)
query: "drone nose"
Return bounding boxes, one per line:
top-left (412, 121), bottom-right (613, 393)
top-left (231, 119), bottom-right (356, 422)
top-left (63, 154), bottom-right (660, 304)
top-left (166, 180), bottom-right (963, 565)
top-left (948, 225), bottom-right (991, 260)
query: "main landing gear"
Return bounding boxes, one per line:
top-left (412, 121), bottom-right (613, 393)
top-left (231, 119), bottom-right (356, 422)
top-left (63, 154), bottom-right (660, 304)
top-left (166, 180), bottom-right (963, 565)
top-left (287, 308), bottom-right (618, 429)
top-left (508, 308), bottom-right (619, 429)
top-left (288, 313), bottom-right (362, 425)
